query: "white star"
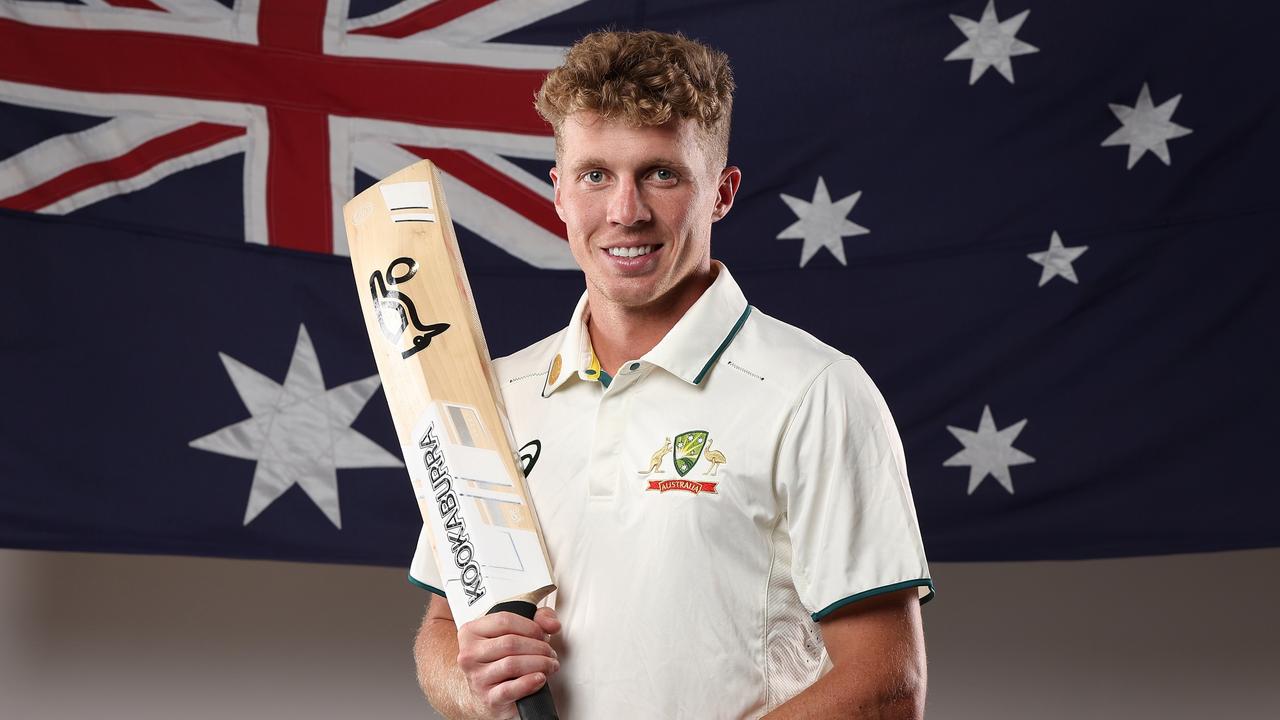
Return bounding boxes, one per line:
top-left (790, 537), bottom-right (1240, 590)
top-left (1027, 231), bottom-right (1088, 286)
top-left (189, 324), bottom-right (402, 528)
top-left (944, 0), bottom-right (1039, 85)
top-left (776, 176), bottom-right (869, 267)
top-left (944, 405), bottom-right (1035, 495)
top-left (1102, 82), bottom-right (1193, 169)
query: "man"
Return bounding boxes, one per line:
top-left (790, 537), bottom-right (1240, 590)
top-left (410, 30), bottom-right (933, 719)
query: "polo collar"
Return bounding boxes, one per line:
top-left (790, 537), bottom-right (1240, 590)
top-left (643, 262), bottom-right (752, 385)
top-left (541, 261), bottom-right (752, 397)
top-left (541, 291), bottom-right (595, 397)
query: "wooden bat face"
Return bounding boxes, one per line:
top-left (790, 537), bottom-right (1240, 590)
top-left (343, 161), bottom-right (554, 624)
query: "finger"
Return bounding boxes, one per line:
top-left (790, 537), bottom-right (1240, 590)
top-left (475, 653), bottom-right (560, 690)
top-left (471, 655), bottom-right (559, 706)
top-left (533, 607), bottom-right (561, 635)
top-left (459, 611), bottom-right (545, 641)
top-left (484, 671), bottom-right (553, 710)
top-left (460, 634), bottom-right (557, 667)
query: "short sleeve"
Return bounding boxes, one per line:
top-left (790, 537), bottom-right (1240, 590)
top-left (407, 524), bottom-right (447, 597)
top-left (777, 358), bottom-right (934, 621)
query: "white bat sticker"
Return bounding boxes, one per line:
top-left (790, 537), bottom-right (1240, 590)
top-left (405, 402), bottom-right (553, 624)
top-left (379, 181), bottom-right (436, 223)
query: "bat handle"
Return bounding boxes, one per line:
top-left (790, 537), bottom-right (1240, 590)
top-left (487, 600), bottom-right (560, 720)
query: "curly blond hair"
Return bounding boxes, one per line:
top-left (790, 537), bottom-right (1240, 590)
top-left (534, 30), bottom-right (735, 167)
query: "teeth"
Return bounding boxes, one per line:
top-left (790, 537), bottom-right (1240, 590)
top-left (607, 245), bottom-right (654, 258)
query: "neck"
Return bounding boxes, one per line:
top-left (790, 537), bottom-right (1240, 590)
top-left (587, 265), bottom-right (717, 375)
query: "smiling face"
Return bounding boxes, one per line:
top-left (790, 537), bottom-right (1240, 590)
top-left (550, 111), bottom-right (740, 321)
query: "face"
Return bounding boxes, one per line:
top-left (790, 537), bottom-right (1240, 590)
top-left (550, 112), bottom-right (740, 319)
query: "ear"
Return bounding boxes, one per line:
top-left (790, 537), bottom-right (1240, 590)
top-left (711, 165), bottom-right (741, 223)
top-left (549, 166), bottom-right (566, 222)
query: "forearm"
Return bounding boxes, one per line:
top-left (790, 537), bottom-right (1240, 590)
top-left (762, 666), bottom-right (925, 720)
top-left (413, 616), bottom-right (492, 720)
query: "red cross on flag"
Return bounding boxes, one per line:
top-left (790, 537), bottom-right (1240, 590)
top-left (0, 0), bottom-right (578, 268)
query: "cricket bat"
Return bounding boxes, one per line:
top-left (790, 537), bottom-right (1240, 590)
top-left (343, 160), bottom-right (558, 719)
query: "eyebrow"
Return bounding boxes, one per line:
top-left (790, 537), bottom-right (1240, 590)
top-left (567, 157), bottom-right (695, 174)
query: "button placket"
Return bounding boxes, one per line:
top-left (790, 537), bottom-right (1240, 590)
top-left (587, 378), bottom-right (631, 498)
top-left (586, 362), bottom-right (654, 498)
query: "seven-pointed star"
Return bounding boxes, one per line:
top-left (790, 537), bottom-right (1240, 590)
top-left (189, 324), bottom-right (401, 528)
top-left (1102, 82), bottom-right (1194, 169)
top-left (945, 0), bottom-right (1039, 85)
top-left (1027, 231), bottom-right (1089, 286)
top-left (944, 405), bottom-right (1036, 495)
top-left (776, 176), bottom-right (869, 267)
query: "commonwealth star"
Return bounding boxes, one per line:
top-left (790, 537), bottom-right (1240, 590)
top-left (189, 324), bottom-right (401, 528)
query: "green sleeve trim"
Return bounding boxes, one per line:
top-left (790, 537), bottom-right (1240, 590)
top-left (811, 578), bottom-right (936, 621)
top-left (693, 305), bottom-right (753, 385)
top-left (407, 573), bottom-right (447, 598)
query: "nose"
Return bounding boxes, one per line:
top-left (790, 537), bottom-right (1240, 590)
top-left (606, 177), bottom-right (651, 227)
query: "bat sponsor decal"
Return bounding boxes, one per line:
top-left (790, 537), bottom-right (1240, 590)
top-left (368, 256), bottom-right (450, 359)
top-left (379, 181), bottom-right (436, 223)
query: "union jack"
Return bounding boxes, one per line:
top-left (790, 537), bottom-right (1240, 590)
top-left (0, 0), bottom-right (581, 268)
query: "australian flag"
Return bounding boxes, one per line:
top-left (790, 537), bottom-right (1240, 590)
top-left (2, 0), bottom-right (1277, 566)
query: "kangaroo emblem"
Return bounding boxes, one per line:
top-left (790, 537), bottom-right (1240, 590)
top-left (369, 256), bottom-right (450, 359)
top-left (639, 438), bottom-right (672, 475)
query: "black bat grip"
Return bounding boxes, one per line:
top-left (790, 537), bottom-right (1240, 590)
top-left (487, 600), bottom-right (560, 720)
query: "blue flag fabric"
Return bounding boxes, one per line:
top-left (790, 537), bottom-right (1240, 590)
top-left (2, 0), bottom-right (1277, 564)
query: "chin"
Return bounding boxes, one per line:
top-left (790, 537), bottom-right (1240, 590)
top-left (603, 288), bottom-right (660, 309)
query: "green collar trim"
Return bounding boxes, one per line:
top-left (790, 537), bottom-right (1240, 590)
top-left (598, 369), bottom-right (612, 388)
top-left (811, 578), bottom-right (935, 621)
top-left (543, 267), bottom-right (751, 393)
top-left (692, 305), bottom-right (753, 385)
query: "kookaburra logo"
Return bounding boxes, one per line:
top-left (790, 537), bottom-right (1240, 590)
top-left (369, 256), bottom-right (449, 359)
top-left (419, 423), bottom-right (486, 606)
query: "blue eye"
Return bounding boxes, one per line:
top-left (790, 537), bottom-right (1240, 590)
top-left (584, 170), bottom-right (605, 184)
top-left (653, 169), bottom-right (675, 181)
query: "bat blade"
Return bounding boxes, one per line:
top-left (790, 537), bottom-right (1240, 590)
top-left (343, 160), bottom-right (556, 626)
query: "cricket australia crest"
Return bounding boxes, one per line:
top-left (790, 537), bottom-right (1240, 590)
top-left (642, 430), bottom-right (724, 495)
top-left (673, 430), bottom-right (708, 477)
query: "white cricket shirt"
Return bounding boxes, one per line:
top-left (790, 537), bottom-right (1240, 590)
top-left (410, 262), bottom-right (933, 718)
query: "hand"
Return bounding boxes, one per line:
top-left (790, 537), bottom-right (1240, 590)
top-left (456, 606), bottom-right (561, 719)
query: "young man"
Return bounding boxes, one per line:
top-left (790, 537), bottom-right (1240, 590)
top-left (410, 30), bottom-right (933, 719)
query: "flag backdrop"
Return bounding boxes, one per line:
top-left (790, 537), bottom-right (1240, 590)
top-left (2, 0), bottom-right (1277, 564)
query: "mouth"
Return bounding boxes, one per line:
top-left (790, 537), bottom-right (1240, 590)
top-left (600, 242), bottom-right (664, 274)
top-left (605, 244), bottom-right (659, 258)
